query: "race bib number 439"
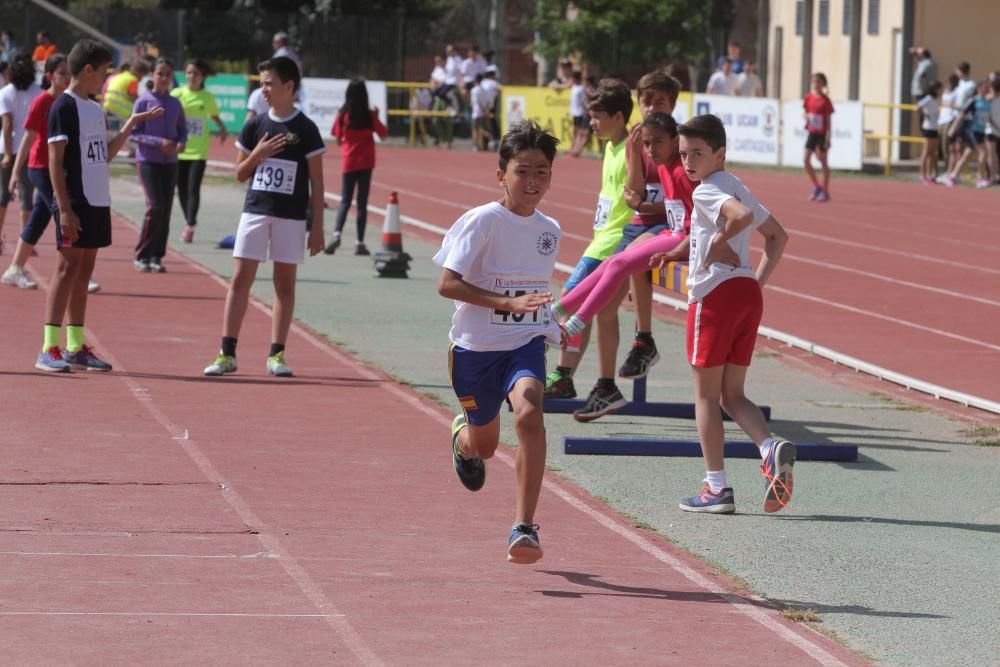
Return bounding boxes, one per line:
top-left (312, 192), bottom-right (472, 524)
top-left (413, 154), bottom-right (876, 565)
top-left (490, 279), bottom-right (550, 326)
top-left (252, 157), bottom-right (297, 195)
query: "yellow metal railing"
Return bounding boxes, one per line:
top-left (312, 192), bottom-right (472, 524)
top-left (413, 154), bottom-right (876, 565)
top-left (386, 81), bottom-right (454, 146)
top-left (863, 102), bottom-right (922, 175)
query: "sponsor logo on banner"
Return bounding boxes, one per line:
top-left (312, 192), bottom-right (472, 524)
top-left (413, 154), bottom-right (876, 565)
top-left (693, 94), bottom-right (780, 165)
top-left (300, 78), bottom-right (388, 140)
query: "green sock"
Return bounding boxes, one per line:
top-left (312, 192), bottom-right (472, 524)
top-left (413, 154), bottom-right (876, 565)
top-left (42, 324), bottom-right (61, 352)
top-left (66, 325), bottom-right (85, 353)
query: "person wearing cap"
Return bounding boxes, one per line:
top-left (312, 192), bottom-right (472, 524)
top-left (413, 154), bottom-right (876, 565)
top-left (548, 58), bottom-right (574, 90)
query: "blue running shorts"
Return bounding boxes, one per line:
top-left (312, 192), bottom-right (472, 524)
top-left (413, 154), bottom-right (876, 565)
top-left (449, 335), bottom-right (546, 426)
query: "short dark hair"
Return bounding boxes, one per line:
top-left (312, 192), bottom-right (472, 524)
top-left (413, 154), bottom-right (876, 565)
top-left (498, 120), bottom-right (559, 171)
top-left (637, 69), bottom-right (681, 107)
top-left (957, 61), bottom-right (970, 76)
top-left (928, 80), bottom-right (943, 96)
top-left (643, 112), bottom-right (678, 137)
top-left (678, 114), bottom-right (727, 152)
top-left (258, 56), bottom-right (300, 93)
top-left (9, 54), bottom-right (36, 90)
top-left (67, 39), bottom-right (113, 76)
top-left (585, 77), bottom-right (633, 122)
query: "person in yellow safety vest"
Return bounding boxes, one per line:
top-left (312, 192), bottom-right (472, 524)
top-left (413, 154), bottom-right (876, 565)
top-left (102, 58), bottom-right (149, 123)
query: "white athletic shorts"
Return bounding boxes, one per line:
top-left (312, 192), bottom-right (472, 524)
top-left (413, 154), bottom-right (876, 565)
top-left (233, 213), bottom-right (306, 265)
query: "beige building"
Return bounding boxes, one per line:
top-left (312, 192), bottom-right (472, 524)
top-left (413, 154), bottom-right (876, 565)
top-left (764, 0), bottom-right (1000, 159)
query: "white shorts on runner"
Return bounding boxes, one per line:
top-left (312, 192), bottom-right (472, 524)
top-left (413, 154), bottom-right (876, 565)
top-left (233, 212), bottom-right (306, 264)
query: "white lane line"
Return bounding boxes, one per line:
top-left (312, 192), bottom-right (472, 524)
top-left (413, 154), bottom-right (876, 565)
top-left (0, 612), bottom-right (335, 618)
top-left (3, 551), bottom-right (275, 559)
top-left (32, 248), bottom-right (384, 667)
top-left (766, 286), bottom-right (1000, 352)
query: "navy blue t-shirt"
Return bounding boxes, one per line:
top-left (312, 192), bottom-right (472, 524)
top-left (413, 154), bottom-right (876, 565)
top-left (236, 109), bottom-right (325, 220)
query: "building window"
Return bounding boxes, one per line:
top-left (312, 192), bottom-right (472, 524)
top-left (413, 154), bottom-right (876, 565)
top-left (818, 0), bottom-right (830, 35)
top-left (867, 0), bottom-right (880, 34)
top-left (795, 0), bottom-right (804, 36)
top-left (842, 0), bottom-right (852, 35)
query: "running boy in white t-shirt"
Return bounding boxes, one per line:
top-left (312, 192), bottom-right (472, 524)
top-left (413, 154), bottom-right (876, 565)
top-left (203, 56), bottom-right (325, 378)
top-left (670, 114), bottom-right (794, 515)
top-left (434, 120), bottom-right (562, 564)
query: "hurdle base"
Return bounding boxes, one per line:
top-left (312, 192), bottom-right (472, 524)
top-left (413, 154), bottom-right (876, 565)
top-left (542, 398), bottom-right (770, 422)
top-left (563, 437), bottom-right (857, 462)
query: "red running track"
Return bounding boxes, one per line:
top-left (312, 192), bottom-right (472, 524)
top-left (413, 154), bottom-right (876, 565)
top-left (261, 142), bottom-right (997, 407)
top-left (0, 216), bottom-right (865, 664)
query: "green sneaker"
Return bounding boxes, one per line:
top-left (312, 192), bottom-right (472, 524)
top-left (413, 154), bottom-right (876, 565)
top-left (204, 353), bottom-right (237, 376)
top-left (543, 368), bottom-right (576, 399)
top-left (451, 414), bottom-right (485, 491)
top-left (267, 351), bottom-right (294, 377)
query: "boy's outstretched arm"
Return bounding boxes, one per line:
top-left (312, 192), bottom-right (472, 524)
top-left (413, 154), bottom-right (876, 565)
top-left (437, 268), bottom-right (551, 313)
top-left (754, 216), bottom-right (788, 287)
top-left (109, 105), bottom-right (165, 160)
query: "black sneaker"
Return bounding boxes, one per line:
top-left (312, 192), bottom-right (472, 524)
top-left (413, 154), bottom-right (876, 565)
top-left (573, 385), bottom-right (627, 422)
top-left (354, 242), bottom-right (371, 256)
top-left (543, 368), bottom-right (576, 399)
top-left (451, 414), bottom-right (485, 491)
top-left (324, 236), bottom-right (341, 255)
top-left (618, 337), bottom-right (660, 379)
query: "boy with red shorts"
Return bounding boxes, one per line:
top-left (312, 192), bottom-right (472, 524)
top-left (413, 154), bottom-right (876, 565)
top-left (675, 114), bottom-right (794, 515)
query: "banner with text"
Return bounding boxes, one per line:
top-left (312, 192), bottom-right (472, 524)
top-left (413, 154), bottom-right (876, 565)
top-left (781, 100), bottom-right (864, 171)
top-left (692, 94), bottom-right (780, 165)
top-left (300, 78), bottom-right (388, 140)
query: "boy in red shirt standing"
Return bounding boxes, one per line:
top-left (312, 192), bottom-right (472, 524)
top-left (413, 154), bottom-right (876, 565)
top-left (803, 72), bottom-right (833, 202)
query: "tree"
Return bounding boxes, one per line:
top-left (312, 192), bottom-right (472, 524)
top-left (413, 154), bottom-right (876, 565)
top-left (533, 0), bottom-right (734, 83)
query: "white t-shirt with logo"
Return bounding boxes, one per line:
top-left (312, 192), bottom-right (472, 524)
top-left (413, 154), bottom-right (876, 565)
top-left (0, 82), bottom-right (42, 154)
top-left (687, 171), bottom-right (770, 303)
top-left (433, 201), bottom-right (562, 352)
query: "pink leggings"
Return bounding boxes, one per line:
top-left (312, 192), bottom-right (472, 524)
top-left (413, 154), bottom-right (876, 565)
top-left (560, 232), bottom-right (688, 324)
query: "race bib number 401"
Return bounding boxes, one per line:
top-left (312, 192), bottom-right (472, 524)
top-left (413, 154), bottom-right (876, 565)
top-left (490, 279), bottom-right (550, 327)
top-left (186, 118), bottom-right (205, 138)
top-left (252, 157), bottom-right (297, 195)
top-left (664, 199), bottom-right (687, 233)
top-left (593, 195), bottom-right (611, 229)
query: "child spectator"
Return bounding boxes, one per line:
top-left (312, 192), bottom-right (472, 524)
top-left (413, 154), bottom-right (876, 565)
top-left (325, 78), bottom-right (386, 256)
top-left (673, 114), bottom-right (794, 514)
top-left (988, 78), bottom-right (1000, 185)
top-left (470, 73), bottom-right (492, 151)
top-left (173, 59), bottom-right (228, 243)
top-left (803, 72), bottom-right (833, 201)
top-left (130, 58), bottom-right (186, 273)
top-left (202, 56), bottom-right (325, 378)
top-left (555, 112), bottom-right (693, 362)
top-left (938, 74), bottom-right (961, 177)
top-left (917, 80), bottom-right (942, 184)
top-left (0, 53), bottom-right (42, 250)
top-left (2, 53), bottom-right (69, 289)
top-left (434, 120), bottom-right (562, 564)
top-left (567, 70), bottom-right (589, 157)
top-left (944, 79), bottom-right (990, 187)
top-left (37, 39), bottom-right (163, 372)
top-left (543, 78), bottom-right (632, 405)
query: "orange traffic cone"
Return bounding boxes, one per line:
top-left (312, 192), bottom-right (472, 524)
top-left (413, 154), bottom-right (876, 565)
top-left (374, 191), bottom-right (412, 278)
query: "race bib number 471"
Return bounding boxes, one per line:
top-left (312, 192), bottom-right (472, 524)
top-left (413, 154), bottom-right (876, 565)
top-left (490, 279), bottom-right (550, 326)
top-left (252, 157), bottom-right (297, 195)
top-left (85, 134), bottom-right (108, 165)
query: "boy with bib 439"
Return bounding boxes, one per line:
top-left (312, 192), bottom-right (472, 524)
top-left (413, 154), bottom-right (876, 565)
top-left (203, 56), bottom-right (325, 378)
top-left (435, 120), bottom-right (563, 564)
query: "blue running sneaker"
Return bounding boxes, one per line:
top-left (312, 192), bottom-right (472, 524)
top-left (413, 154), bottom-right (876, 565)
top-left (679, 484), bottom-right (736, 514)
top-left (64, 345), bottom-right (112, 372)
top-left (507, 523), bottom-right (543, 564)
top-left (451, 414), bottom-right (485, 491)
top-left (35, 346), bottom-right (70, 373)
top-left (762, 440), bottom-right (796, 513)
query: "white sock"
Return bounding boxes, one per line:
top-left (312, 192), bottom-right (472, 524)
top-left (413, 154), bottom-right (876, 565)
top-left (705, 469), bottom-right (727, 493)
top-left (759, 437), bottom-right (778, 461)
top-left (563, 314), bottom-right (586, 336)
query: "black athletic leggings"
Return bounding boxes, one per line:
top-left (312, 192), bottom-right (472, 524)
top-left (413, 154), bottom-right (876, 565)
top-left (177, 159), bottom-right (207, 227)
top-left (335, 168), bottom-right (373, 243)
top-left (135, 161), bottom-right (178, 262)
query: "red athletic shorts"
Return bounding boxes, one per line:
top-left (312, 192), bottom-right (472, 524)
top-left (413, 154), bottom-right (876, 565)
top-left (686, 277), bottom-right (763, 367)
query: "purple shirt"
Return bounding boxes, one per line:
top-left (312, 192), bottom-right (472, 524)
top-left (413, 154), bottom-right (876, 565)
top-left (130, 90), bottom-right (187, 164)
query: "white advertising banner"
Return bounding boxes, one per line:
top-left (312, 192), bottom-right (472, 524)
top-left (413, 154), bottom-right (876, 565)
top-left (691, 94), bottom-right (780, 165)
top-left (781, 100), bottom-right (864, 171)
top-left (300, 78), bottom-right (388, 140)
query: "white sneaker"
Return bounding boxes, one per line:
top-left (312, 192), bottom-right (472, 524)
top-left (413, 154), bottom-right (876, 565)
top-left (266, 351), bottom-right (293, 377)
top-left (204, 353), bottom-right (237, 376)
top-left (87, 279), bottom-right (101, 293)
top-left (2, 267), bottom-right (37, 289)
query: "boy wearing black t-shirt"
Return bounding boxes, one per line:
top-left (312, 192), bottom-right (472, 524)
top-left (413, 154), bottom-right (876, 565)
top-left (36, 39), bottom-right (163, 373)
top-left (203, 56), bottom-right (325, 378)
